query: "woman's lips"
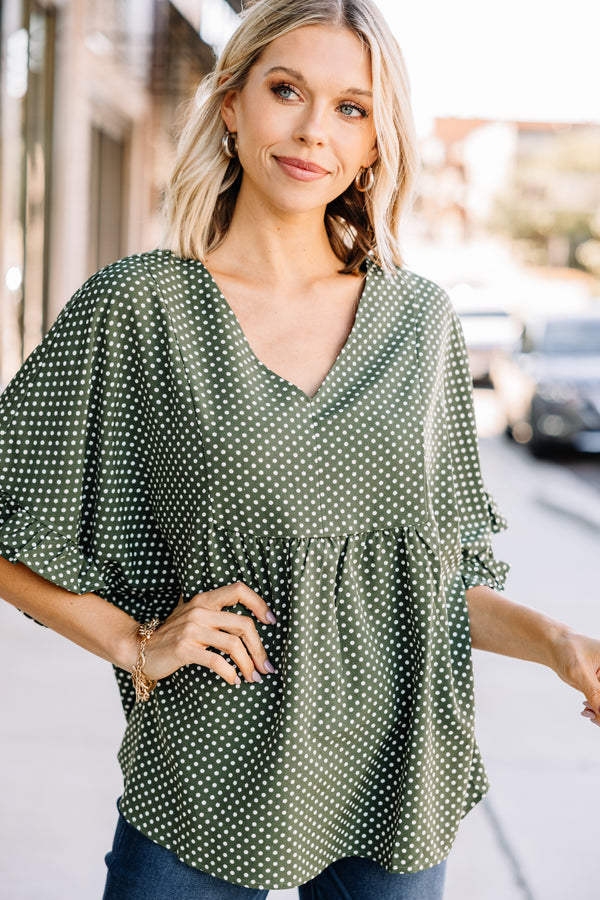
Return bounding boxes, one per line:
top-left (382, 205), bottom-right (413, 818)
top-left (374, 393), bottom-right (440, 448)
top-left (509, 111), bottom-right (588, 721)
top-left (274, 156), bottom-right (329, 181)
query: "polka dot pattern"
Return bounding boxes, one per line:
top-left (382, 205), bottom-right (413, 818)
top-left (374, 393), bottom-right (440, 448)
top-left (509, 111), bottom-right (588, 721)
top-left (0, 250), bottom-right (509, 890)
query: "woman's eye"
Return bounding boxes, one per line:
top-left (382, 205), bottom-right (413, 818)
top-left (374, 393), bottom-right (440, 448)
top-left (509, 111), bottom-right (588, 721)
top-left (339, 103), bottom-right (367, 119)
top-left (271, 83), bottom-right (298, 101)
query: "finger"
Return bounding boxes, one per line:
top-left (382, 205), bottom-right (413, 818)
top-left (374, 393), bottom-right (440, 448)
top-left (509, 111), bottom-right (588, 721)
top-left (190, 582), bottom-right (277, 625)
top-left (581, 710), bottom-right (600, 727)
top-left (152, 604), bottom-right (275, 682)
top-left (200, 608), bottom-right (276, 676)
top-left (583, 682), bottom-right (600, 719)
top-left (566, 638), bottom-right (600, 716)
top-left (211, 629), bottom-right (266, 683)
top-left (581, 699), bottom-right (600, 722)
top-left (170, 618), bottom-right (263, 684)
top-left (195, 648), bottom-right (242, 685)
top-left (144, 620), bottom-right (257, 684)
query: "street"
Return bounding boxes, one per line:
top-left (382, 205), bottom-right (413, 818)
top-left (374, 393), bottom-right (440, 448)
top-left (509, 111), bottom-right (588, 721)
top-left (1, 404), bottom-right (599, 899)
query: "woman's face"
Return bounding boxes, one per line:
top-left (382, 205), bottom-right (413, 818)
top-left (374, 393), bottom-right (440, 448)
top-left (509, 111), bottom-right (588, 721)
top-left (221, 25), bottom-right (378, 218)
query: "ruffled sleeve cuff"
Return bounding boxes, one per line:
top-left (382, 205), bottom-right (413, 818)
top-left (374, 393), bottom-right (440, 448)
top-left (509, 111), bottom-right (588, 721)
top-left (461, 549), bottom-right (510, 592)
top-left (460, 491), bottom-right (510, 592)
top-left (0, 493), bottom-right (107, 595)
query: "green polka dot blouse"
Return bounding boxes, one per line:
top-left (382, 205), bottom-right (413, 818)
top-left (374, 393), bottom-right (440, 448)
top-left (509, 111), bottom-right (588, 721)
top-left (0, 249), bottom-right (508, 889)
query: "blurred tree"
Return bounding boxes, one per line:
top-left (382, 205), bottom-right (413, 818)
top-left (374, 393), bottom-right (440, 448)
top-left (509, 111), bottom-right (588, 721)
top-left (490, 126), bottom-right (600, 277)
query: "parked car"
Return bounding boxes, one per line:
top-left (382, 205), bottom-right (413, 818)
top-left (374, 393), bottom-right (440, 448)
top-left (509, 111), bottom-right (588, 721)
top-left (448, 282), bottom-right (521, 384)
top-left (490, 311), bottom-right (600, 455)
top-left (457, 309), bottom-right (521, 384)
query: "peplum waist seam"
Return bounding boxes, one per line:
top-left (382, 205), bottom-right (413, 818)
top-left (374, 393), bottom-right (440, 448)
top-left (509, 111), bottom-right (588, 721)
top-left (207, 518), bottom-right (433, 542)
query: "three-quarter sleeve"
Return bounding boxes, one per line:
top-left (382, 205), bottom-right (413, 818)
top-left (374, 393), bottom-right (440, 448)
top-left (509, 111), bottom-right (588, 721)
top-left (443, 309), bottom-right (510, 592)
top-left (0, 260), bottom-right (181, 621)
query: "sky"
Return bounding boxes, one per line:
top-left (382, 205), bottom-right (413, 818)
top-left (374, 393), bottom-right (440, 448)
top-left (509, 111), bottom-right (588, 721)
top-left (373, 0), bottom-right (600, 133)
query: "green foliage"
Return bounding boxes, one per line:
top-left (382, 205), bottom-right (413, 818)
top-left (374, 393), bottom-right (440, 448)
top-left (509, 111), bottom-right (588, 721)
top-left (491, 128), bottom-right (600, 274)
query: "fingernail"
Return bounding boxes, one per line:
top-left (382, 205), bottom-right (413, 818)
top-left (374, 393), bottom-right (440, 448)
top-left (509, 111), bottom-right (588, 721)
top-left (234, 675), bottom-right (241, 685)
top-left (582, 709), bottom-right (595, 718)
top-left (264, 659), bottom-right (276, 674)
top-left (252, 670), bottom-right (263, 683)
top-left (265, 610), bottom-right (277, 624)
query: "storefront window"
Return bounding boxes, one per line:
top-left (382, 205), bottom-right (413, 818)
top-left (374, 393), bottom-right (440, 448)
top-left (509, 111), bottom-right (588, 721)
top-left (0, 0), bottom-right (55, 383)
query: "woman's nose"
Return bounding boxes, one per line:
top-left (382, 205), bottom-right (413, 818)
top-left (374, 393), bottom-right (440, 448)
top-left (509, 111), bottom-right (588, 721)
top-left (293, 106), bottom-right (327, 146)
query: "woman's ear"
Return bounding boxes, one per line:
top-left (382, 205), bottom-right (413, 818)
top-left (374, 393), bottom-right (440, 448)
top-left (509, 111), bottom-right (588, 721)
top-left (365, 143), bottom-right (379, 169)
top-left (221, 88), bottom-right (239, 133)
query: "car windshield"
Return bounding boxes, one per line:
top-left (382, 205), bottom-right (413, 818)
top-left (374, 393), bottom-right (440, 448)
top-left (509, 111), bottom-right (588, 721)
top-left (543, 320), bottom-right (600, 355)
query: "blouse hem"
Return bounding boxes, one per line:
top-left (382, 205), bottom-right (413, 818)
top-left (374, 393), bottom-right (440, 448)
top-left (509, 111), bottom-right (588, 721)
top-left (117, 781), bottom-right (489, 891)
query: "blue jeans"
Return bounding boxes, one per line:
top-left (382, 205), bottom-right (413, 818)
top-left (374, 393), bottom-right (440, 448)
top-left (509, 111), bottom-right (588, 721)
top-left (102, 811), bottom-right (446, 900)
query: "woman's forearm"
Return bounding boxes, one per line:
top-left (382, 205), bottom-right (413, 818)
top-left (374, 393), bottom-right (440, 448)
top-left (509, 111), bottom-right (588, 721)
top-left (0, 559), bottom-right (278, 688)
top-left (0, 556), bottom-right (139, 672)
top-left (466, 584), bottom-right (569, 668)
top-left (466, 584), bottom-right (600, 719)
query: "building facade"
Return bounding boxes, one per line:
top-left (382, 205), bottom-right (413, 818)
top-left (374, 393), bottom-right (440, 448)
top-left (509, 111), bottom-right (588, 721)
top-left (0, 0), bottom-right (240, 384)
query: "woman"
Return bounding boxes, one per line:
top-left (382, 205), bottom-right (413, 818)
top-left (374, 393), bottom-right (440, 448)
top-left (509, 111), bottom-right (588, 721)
top-left (0, 0), bottom-right (598, 898)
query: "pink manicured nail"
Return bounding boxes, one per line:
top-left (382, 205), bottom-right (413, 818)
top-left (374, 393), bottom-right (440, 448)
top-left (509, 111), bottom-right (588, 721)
top-left (581, 709), bottom-right (595, 718)
top-left (264, 659), bottom-right (276, 673)
top-left (234, 675), bottom-right (241, 685)
top-left (265, 610), bottom-right (277, 623)
top-left (252, 670), bottom-right (263, 683)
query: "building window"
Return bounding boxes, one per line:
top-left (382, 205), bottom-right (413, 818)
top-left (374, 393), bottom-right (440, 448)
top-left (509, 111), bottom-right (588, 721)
top-left (88, 126), bottom-right (127, 273)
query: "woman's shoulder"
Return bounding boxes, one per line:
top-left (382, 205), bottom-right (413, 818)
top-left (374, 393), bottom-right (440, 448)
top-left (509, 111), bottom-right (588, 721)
top-left (368, 260), bottom-right (455, 325)
top-left (59, 249), bottom-right (177, 325)
top-left (78, 248), bottom-right (205, 306)
top-left (76, 250), bottom-right (160, 300)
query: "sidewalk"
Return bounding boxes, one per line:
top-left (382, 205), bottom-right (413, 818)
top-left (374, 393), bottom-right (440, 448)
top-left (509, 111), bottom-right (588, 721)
top-left (1, 436), bottom-right (599, 899)
top-left (535, 458), bottom-right (600, 533)
top-left (446, 437), bottom-right (600, 900)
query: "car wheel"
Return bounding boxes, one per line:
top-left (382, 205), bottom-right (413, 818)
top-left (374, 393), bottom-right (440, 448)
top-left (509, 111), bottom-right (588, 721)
top-left (528, 427), bottom-right (554, 458)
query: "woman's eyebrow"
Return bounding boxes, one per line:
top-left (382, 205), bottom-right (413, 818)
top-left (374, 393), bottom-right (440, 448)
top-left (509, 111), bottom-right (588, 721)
top-left (263, 65), bottom-right (372, 98)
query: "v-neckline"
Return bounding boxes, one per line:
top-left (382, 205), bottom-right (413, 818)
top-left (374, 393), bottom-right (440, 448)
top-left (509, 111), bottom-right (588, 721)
top-left (189, 254), bottom-right (372, 404)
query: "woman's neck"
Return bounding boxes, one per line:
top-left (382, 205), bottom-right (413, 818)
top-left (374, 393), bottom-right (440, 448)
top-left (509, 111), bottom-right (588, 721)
top-left (204, 191), bottom-right (342, 288)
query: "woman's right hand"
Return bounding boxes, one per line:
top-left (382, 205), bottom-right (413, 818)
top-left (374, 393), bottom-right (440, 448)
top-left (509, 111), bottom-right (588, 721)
top-left (140, 582), bottom-right (278, 686)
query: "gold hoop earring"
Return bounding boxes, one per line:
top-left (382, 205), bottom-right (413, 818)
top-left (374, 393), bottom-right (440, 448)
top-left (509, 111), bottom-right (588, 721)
top-left (222, 130), bottom-right (238, 159)
top-left (355, 166), bottom-right (374, 192)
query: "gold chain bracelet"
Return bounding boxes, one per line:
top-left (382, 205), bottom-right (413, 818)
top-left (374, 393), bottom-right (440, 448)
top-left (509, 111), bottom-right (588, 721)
top-left (131, 618), bottom-right (161, 702)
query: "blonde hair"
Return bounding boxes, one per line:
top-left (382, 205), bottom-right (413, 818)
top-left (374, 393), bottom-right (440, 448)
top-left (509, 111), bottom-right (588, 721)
top-left (163, 0), bottom-right (419, 273)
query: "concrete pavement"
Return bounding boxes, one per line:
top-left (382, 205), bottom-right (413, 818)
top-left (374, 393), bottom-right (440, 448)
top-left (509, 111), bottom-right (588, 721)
top-left (445, 435), bottom-right (600, 900)
top-left (1, 433), bottom-right (599, 899)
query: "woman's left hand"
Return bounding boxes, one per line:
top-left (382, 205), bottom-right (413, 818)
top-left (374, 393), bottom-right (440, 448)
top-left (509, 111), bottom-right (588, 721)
top-left (551, 631), bottom-right (600, 727)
